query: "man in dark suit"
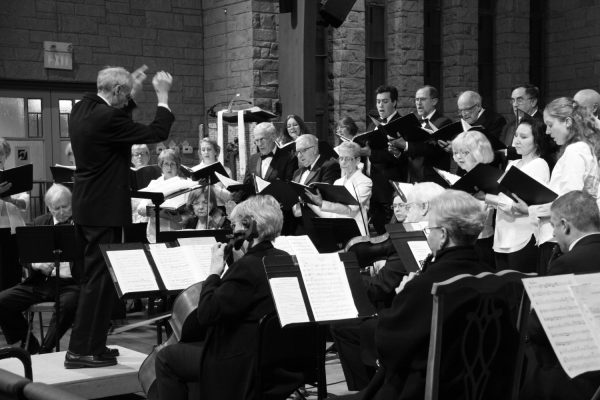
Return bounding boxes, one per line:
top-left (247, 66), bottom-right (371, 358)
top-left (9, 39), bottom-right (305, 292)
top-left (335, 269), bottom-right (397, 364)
top-left (291, 134), bottom-right (340, 234)
top-left (0, 184), bottom-right (79, 354)
top-left (457, 90), bottom-right (506, 138)
top-left (367, 85), bottom-right (405, 234)
top-left (521, 190), bottom-right (600, 400)
top-left (66, 65), bottom-right (174, 368)
top-left (388, 85), bottom-right (453, 183)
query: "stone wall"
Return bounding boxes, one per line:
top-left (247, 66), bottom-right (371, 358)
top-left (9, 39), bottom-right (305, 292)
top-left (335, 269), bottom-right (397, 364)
top-left (0, 0), bottom-right (204, 165)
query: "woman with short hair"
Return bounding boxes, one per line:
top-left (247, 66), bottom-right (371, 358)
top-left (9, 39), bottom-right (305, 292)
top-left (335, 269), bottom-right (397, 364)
top-left (197, 137), bottom-right (233, 205)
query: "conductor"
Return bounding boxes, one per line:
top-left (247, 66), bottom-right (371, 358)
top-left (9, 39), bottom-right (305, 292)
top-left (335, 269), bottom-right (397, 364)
top-left (65, 65), bottom-right (174, 368)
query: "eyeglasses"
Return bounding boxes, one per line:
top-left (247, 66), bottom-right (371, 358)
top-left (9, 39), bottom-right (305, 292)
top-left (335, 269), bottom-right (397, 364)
top-left (338, 156), bottom-right (357, 162)
top-left (391, 202), bottom-right (416, 210)
top-left (457, 104), bottom-right (479, 115)
top-left (161, 161), bottom-right (178, 168)
top-left (415, 97), bottom-right (432, 103)
top-left (453, 150), bottom-right (471, 158)
top-left (254, 137), bottom-right (269, 144)
top-left (296, 146), bottom-right (315, 155)
top-left (132, 152), bottom-right (149, 157)
top-left (510, 97), bottom-right (532, 105)
top-left (423, 226), bottom-right (444, 236)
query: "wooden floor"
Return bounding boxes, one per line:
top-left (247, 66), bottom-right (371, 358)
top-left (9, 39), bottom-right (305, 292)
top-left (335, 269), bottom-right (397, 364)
top-left (0, 309), bottom-right (357, 399)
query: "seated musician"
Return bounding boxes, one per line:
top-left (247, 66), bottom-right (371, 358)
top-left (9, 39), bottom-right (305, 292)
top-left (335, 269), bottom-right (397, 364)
top-left (331, 182), bottom-right (444, 392)
top-left (0, 184), bottom-right (79, 354)
top-left (361, 189), bottom-right (490, 399)
top-left (521, 190), bottom-right (600, 400)
top-left (137, 148), bottom-right (190, 242)
top-left (303, 141), bottom-right (372, 236)
top-left (154, 195), bottom-right (299, 400)
top-left (183, 186), bottom-right (231, 230)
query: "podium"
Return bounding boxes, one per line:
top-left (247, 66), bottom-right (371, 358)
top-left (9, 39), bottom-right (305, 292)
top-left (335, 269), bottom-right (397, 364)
top-left (15, 225), bottom-right (77, 351)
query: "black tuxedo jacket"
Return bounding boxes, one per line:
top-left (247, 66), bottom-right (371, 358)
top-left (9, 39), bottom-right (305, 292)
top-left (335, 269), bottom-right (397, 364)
top-left (235, 147), bottom-right (297, 202)
top-left (405, 110), bottom-right (454, 179)
top-left (70, 93), bottom-right (174, 227)
top-left (291, 156), bottom-right (340, 185)
top-left (472, 108), bottom-right (507, 139)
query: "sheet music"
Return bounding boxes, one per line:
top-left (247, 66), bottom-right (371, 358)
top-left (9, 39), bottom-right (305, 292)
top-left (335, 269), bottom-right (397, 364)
top-left (570, 273), bottom-right (600, 345)
top-left (178, 236), bottom-right (217, 247)
top-left (255, 175), bottom-right (270, 192)
top-left (269, 277), bottom-right (310, 326)
top-left (215, 171), bottom-right (240, 187)
top-left (274, 235), bottom-right (319, 256)
top-left (407, 241), bottom-right (430, 270)
top-left (105, 249), bottom-right (160, 294)
top-left (433, 168), bottom-right (460, 185)
top-left (523, 274), bottom-right (600, 378)
top-left (149, 245), bottom-right (212, 291)
top-left (296, 253), bottom-right (358, 321)
top-left (139, 177), bottom-right (198, 197)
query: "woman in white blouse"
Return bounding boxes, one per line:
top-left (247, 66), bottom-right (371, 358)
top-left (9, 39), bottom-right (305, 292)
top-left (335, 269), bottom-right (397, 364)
top-left (514, 97), bottom-right (600, 273)
top-left (451, 130), bottom-right (497, 268)
top-left (304, 141), bottom-right (372, 236)
top-left (485, 118), bottom-right (550, 272)
top-left (198, 138), bottom-right (232, 206)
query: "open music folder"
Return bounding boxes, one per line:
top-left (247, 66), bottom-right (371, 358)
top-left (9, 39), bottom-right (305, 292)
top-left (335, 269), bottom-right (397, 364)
top-left (100, 241), bottom-right (213, 298)
top-left (129, 164), bottom-right (162, 191)
top-left (0, 164), bottom-right (33, 197)
top-left (522, 273), bottom-right (600, 378)
top-left (263, 251), bottom-right (376, 327)
top-left (498, 165), bottom-right (558, 205)
top-left (49, 164), bottom-right (75, 184)
top-left (385, 223), bottom-right (431, 273)
top-left (181, 161), bottom-right (229, 183)
top-left (435, 164), bottom-right (503, 194)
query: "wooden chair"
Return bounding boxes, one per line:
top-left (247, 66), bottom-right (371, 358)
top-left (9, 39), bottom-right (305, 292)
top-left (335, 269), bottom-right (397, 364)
top-left (425, 270), bottom-right (534, 400)
top-left (255, 313), bottom-right (327, 400)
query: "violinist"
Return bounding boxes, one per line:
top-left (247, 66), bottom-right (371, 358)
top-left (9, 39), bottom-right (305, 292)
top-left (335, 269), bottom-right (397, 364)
top-left (154, 195), bottom-right (299, 400)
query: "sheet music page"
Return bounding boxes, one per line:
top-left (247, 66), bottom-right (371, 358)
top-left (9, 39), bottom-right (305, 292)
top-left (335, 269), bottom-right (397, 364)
top-left (215, 171), bottom-right (240, 187)
top-left (570, 273), bottom-right (600, 345)
top-left (523, 274), bottom-right (600, 378)
top-left (407, 241), bottom-right (430, 270)
top-left (105, 249), bottom-right (159, 294)
top-left (139, 177), bottom-right (197, 197)
top-left (269, 277), bottom-right (310, 326)
top-left (180, 244), bottom-right (213, 283)
top-left (149, 247), bottom-right (202, 291)
top-left (433, 168), bottom-right (460, 185)
top-left (274, 235), bottom-right (319, 256)
top-left (296, 253), bottom-right (358, 321)
top-left (254, 175), bottom-right (270, 192)
top-left (178, 237), bottom-right (217, 246)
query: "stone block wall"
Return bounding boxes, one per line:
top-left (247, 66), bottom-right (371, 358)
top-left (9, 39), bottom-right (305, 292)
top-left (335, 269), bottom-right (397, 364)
top-left (0, 0), bottom-right (204, 165)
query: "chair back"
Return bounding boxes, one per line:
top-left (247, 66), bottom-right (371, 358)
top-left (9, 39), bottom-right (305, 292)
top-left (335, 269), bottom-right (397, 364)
top-left (0, 347), bottom-right (32, 380)
top-left (255, 313), bottom-right (327, 400)
top-left (425, 270), bottom-right (534, 400)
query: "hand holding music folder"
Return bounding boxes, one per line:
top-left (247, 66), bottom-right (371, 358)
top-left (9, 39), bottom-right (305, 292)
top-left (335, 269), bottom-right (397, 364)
top-left (448, 163), bottom-right (503, 194)
top-left (498, 165), bottom-right (557, 205)
top-left (214, 171), bottom-right (251, 192)
top-left (0, 164), bottom-right (33, 197)
top-left (182, 161), bottom-right (229, 183)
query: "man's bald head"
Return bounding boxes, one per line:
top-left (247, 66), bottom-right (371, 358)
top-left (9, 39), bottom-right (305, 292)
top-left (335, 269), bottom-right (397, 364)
top-left (574, 89), bottom-right (600, 117)
top-left (457, 91), bottom-right (483, 124)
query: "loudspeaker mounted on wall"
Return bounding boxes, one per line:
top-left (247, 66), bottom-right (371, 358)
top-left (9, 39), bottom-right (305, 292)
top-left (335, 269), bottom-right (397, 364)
top-left (319, 0), bottom-right (357, 28)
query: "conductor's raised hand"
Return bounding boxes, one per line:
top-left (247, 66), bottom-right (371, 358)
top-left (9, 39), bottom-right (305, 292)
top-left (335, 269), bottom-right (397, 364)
top-left (130, 64), bottom-right (148, 99)
top-left (152, 71), bottom-right (173, 93)
top-left (209, 242), bottom-right (226, 276)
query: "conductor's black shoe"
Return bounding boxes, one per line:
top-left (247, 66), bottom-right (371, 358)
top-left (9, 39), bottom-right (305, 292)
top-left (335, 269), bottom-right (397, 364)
top-left (64, 351), bottom-right (118, 369)
top-left (101, 347), bottom-right (120, 358)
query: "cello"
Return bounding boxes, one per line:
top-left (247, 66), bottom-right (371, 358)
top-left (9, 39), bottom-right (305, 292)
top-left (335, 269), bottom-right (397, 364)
top-left (138, 222), bottom-right (258, 399)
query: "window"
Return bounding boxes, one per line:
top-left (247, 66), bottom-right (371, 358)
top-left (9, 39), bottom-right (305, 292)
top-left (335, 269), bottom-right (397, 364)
top-left (478, 0), bottom-right (496, 110)
top-left (366, 0), bottom-right (386, 114)
top-left (424, 0), bottom-right (443, 111)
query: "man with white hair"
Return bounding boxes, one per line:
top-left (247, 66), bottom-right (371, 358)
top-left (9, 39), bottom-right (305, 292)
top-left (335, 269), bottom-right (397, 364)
top-left (574, 88), bottom-right (600, 128)
top-left (457, 90), bottom-right (506, 138)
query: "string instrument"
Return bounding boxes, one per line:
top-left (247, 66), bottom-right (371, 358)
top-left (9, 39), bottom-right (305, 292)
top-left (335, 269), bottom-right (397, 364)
top-left (138, 222), bottom-right (258, 398)
top-left (344, 232), bottom-right (394, 269)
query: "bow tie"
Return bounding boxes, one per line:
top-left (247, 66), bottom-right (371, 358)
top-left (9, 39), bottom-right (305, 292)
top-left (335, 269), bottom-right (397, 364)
top-left (421, 118), bottom-right (429, 122)
top-left (260, 152), bottom-right (274, 160)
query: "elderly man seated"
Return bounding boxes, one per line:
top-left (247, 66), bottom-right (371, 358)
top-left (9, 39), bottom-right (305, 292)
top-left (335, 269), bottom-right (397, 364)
top-left (0, 184), bottom-right (79, 354)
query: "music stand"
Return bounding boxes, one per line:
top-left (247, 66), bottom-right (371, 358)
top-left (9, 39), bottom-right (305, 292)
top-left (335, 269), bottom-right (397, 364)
top-left (309, 217), bottom-right (362, 253)
top-left (15, 225), bottom-right (77, 352)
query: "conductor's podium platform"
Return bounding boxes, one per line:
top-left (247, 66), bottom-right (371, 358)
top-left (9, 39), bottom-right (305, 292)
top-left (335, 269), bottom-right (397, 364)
top-left (0, 345), bottom-right (145, 399)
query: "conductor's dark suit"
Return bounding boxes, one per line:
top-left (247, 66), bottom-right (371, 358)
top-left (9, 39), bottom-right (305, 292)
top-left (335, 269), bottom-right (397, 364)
top-left (521, 234), bottom-right (600, 400)
top-left (69, 93), bottom-right (174, 356)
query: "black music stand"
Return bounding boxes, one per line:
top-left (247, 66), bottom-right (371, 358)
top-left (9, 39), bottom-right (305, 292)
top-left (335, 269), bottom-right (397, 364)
top-left (15, 225), bottom-right (77, 352)
top-left (309, 217), bottom-right (362, 253)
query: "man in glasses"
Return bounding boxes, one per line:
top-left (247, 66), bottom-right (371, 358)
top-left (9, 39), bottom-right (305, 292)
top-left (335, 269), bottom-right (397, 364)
top-left (457, 90), bottom-right (506, 139)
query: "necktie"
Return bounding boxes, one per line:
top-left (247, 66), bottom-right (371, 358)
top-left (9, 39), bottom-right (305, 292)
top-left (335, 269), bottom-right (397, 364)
top-left (260, 152), bottom-right (273, 160)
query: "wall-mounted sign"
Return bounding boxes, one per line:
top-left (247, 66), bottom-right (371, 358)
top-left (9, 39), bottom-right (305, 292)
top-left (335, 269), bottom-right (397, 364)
top-left (44, 41), bottom-right (73, 70)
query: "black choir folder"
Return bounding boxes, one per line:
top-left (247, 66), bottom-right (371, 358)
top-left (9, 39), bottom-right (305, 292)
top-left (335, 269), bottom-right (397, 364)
top-left (263, 252), bottom-right (375, 327)
top-left (0, 164), bottom-right (33, 197)
top-left (179, 161), bottom-right (229, 183)
top-left (498, 165), bottom-right (558, 205)
top-left (100, 241), bottom-right (215, 299)
top-left (385, 223), bottom-right (431, 273)
top-left (50, 164), bottom-right (75, 184)
top-left (257, 178), bottom-right (359, 209)
top-left (435, 164), bottom-right (503, 194)
top-left (130, 164), bottom-right (162, 191)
